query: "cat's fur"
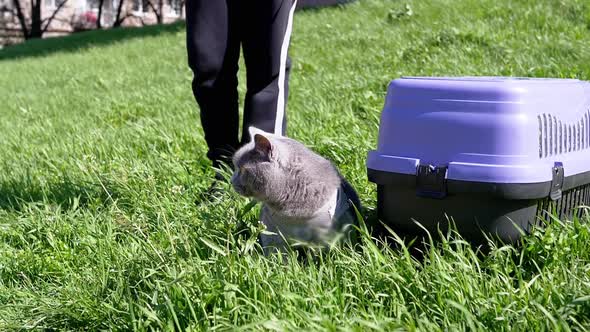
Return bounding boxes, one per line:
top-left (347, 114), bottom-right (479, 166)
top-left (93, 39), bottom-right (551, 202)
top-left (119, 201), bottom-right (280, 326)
top-left (231, 127), bottom-right (361, 255)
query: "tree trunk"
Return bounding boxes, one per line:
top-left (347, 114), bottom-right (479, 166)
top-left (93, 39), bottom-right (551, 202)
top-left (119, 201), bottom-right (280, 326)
top-left (96, 0), bottom-right (105, 29)
top-left (157, 0), bottom-right (162, 24)
top-left (146, 0), bottom-right (162, 24)
top-left (113, 0), bottom-right (125, 27)
top-left (29, 0), bottom-right (42, 39)
top-left (12, 0), bottom-right (30, 39)
top-left (13, 0), bottom-right (68, 40)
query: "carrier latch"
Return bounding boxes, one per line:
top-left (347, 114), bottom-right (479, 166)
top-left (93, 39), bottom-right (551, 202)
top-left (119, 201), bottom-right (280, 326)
top-left (550, 162), bottom-right (564, 201)
top-left (416, 164), bottom-right (448, 199)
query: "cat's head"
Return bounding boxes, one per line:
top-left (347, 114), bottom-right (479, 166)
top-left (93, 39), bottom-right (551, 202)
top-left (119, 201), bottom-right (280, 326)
top-left (231, 127), bottom-right (286, 201)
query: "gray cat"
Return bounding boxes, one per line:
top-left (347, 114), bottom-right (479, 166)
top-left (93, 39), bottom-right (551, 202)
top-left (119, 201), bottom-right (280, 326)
top-left (231, 127), bottom-right (361, 255)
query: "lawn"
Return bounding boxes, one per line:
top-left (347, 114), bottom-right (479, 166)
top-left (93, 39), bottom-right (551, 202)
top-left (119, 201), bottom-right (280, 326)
top-left (1, 0), bottom-right (590, 330)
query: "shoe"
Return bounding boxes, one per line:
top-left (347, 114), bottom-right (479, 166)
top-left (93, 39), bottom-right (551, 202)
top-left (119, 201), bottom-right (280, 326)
top-left (195, 164), bottom-right (233, 204)
top-left (195, 157), bottom-right (234, 204)
top-left (195, 175), bottom-right (224, 204)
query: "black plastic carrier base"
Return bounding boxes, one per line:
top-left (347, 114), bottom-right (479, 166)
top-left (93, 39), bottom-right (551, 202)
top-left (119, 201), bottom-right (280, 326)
top-left (369, 169), bottom-right (590, 245)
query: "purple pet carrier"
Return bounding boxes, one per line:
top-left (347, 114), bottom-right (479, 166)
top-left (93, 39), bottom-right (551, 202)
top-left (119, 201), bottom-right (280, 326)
top-left (367, 77), bottom-right (590, 243)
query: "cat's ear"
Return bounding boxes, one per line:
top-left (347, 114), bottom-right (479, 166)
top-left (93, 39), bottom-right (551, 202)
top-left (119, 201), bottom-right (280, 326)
top-left (254, 134), bottom-right (273, 157)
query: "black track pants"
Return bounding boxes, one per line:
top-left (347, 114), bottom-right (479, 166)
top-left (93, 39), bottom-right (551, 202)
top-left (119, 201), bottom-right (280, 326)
top-left (186, 0), bottom-right (297, 167)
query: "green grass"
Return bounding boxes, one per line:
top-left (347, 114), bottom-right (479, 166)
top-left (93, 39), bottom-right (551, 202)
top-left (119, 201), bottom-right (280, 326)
top-left (1, 0), bottom-right (590, 330)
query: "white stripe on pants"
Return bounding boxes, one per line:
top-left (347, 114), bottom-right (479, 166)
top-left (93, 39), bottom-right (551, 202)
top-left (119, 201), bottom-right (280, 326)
top-left (274, 0), bottom-right (297, 135)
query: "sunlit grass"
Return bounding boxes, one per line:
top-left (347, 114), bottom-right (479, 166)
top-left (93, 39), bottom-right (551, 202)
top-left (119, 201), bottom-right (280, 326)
top-left (1, 0), bottom-right (589, 329)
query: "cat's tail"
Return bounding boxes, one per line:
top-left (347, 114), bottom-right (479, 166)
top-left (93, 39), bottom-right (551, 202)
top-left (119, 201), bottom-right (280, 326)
top-left (340, 178), bottom-right (362, 217)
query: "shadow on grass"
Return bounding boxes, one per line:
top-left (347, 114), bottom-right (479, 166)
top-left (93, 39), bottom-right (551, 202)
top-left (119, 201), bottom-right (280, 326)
top-left (0, 176), bottom-right (114, 212)
top-left (0, 21), bottom-right (185, 61)
top-left (296, 0), bottom-right (356, 11)
top-left (361, 207), bottom-right (499, 259)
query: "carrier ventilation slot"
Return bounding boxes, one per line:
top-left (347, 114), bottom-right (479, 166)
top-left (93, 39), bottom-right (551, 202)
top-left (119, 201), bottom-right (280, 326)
top-left (538, 110), bottom-right (590, 158)
top-left (536, 183), bottom-right (590, 223)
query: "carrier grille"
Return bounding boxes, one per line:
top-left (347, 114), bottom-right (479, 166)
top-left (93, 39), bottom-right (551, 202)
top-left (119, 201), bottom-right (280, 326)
top-left (536, 183), bottom-right (590, 222)
top-left (538, 110), bottom-right (590, 158)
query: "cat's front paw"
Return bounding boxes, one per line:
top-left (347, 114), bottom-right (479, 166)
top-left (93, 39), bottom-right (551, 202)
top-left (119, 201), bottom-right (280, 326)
top-left (258, 232), bottom-right (289, 256)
